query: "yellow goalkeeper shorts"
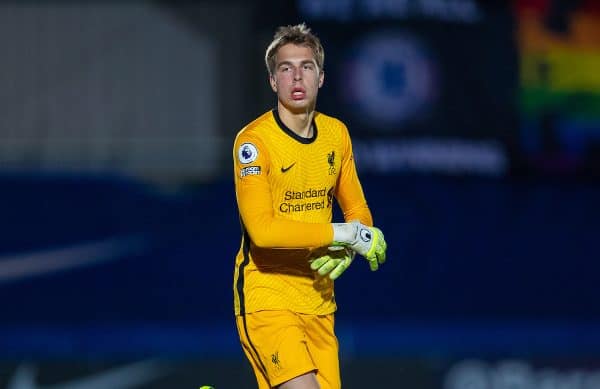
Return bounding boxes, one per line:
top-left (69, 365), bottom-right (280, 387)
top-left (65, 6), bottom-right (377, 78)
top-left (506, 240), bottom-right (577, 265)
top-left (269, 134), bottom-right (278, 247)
top-left (236, 310), bottom-right (340, 389)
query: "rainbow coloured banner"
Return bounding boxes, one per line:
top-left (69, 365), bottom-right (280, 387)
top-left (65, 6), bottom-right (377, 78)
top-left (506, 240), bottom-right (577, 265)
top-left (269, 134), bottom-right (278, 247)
top-left (516, 0), bottom-right (600, 175)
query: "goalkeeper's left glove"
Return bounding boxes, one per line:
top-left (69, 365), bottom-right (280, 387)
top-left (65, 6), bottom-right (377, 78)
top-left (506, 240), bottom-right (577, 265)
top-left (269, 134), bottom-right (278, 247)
top-left (332, 221), bottom-right (387, 271)
top-left (310, 246), bottom-right (355, 280)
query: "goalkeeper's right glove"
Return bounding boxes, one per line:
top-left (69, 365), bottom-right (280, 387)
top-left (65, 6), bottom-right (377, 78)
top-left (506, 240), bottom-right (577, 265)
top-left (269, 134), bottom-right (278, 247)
top-left (310, 246), bottom-right (355, 280)
top-left (332, 221), bottom-right (387, 271)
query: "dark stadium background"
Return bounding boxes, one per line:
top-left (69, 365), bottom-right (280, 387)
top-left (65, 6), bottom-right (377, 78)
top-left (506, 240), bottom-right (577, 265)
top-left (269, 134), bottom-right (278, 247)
top-left (0, 1), bottom-right (599, 388)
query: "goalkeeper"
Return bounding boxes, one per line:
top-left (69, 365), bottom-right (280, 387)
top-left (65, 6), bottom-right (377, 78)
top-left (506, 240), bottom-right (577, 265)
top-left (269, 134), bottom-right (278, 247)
top-left (232, 23), bottom-right (387, 389)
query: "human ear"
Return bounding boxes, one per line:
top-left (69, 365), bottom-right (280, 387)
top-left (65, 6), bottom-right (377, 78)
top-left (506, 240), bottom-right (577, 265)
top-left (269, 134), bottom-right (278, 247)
top-left (269, 74), bottom-right (277, 92)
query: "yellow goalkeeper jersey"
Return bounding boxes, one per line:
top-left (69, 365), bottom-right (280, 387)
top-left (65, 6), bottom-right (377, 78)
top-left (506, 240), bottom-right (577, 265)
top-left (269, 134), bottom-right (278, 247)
top-left (233, 109), bottom-right (372, 315)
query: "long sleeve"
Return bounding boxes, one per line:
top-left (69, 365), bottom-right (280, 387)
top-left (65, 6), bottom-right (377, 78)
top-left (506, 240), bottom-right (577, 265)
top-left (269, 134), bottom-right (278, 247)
top-left (234, 131), bottom-right (333, 249)
top-left (334, 124), bottom-right (373, 226)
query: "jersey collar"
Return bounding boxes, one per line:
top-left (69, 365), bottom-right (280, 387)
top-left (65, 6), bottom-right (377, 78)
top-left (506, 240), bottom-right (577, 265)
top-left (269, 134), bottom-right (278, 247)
top-left (272, 109), bottom-right (318, 144)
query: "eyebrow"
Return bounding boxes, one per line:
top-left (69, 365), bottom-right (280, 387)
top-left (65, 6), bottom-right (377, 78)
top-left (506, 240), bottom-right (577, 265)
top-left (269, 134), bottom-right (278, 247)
top-left (277, 60), bottom-right (316, 68)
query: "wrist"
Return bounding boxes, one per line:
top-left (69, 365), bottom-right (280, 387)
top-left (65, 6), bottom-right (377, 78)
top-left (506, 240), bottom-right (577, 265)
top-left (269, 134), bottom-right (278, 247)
top-left (332, 222), bottom-right (358, 245)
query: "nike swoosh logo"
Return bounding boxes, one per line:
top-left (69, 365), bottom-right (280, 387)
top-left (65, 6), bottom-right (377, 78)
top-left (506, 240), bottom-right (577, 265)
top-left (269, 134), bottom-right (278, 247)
top-left (281, 162), bottom-right (296, 173)
top-left (0, 235), bottom-right (146, 284)
top-left (7, 359), bottom-right (170, 389)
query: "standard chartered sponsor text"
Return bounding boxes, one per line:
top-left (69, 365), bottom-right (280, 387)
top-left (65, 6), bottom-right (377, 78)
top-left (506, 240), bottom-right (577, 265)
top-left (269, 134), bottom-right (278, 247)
top-left (280, 187), bottom-right (329, 213)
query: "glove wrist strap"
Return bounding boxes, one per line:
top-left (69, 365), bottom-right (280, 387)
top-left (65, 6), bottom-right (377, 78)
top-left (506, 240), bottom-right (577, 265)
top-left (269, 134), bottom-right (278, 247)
top-left (332, 223), bottom-right (357, 245)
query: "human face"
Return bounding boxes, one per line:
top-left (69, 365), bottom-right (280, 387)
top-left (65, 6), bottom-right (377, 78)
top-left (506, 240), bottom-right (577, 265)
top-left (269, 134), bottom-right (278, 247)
top-left (269, 43), bottom-right (324, 114)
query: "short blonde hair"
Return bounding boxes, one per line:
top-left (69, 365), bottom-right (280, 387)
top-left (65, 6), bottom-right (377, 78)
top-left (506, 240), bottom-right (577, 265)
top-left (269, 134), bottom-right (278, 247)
top-left (265, 23), bottom-right (324, 76)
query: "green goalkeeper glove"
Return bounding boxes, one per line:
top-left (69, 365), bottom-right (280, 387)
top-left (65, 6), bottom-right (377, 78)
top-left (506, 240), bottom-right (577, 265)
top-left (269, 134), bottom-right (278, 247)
top-left (310, 246), bottom-right (355, 280)
top-left (332, 221), bottom-right (387, 271)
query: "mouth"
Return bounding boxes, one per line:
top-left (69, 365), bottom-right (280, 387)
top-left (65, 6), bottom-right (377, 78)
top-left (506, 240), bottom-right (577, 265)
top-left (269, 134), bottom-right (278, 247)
top-left (291, 87), bottom-right (306, 100)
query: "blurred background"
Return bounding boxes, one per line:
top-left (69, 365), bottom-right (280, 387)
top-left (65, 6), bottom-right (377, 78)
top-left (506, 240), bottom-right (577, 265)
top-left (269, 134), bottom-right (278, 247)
top-left (0, 0), bottom-right (599, 388)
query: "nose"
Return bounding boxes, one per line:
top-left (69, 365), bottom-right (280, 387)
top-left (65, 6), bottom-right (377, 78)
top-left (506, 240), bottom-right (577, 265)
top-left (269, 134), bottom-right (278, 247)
top-left (293, 67), bottom-right (302, 81)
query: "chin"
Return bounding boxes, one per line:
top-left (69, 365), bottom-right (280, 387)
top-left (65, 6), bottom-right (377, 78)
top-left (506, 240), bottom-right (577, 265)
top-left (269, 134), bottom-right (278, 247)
top-left (284, 100), bottom-right (314, 113)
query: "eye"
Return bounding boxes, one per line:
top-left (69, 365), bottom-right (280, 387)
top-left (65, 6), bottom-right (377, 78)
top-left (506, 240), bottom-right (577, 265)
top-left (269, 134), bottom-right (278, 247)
top-left (303, 63), bottom-right (315, 71)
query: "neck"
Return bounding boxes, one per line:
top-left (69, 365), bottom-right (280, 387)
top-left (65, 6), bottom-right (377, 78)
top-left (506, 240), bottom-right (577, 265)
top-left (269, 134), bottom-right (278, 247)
top-left (277, 102), bottom-right (315, 138)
